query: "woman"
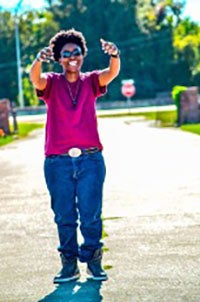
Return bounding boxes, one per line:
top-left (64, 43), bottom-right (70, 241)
top-left (30, 28), bottom-right (120, 283)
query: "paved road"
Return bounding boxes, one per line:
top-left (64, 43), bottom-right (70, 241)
top-left (1, 116), bottom-right (200, 301)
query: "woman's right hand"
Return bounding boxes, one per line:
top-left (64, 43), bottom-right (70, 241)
top-left (36, 47), bottom-right (54, 63)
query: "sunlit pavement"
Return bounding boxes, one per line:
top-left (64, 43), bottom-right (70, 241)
top-left (1, 115), bottom-right (200, 301)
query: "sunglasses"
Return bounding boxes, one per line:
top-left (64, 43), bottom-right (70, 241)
top-left (61, 47), bottom-right (82, 58)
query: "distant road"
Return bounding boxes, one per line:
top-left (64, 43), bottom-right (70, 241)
top-left (12, 104), bottom-right (176, 123)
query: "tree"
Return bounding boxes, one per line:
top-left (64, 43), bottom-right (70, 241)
top-left (135, 0), bottom-right (186, 32)
top-left (19, 10), bottom-right (59, 105)
top-left (0, 11), bottom-right (17, 101)
top-left (133, 0), bottom-right (189, 95)
top-left (0, 0), bottom-right (198, 105)
top-left (173, 18), bottom-right (200, 81)
top-left (0, 10), bottom-right (58, 105)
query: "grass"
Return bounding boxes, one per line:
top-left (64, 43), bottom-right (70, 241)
top-left (17, 122), bottom-right (44, 137)
top-left (99, 109), bottom-right (178, 127)
top-left (133, 110), bottom-right (200, 134)
top-left (180, 124), bottom-right (200, 135)
top-left (152, 110), bottom-right (177, 126)
top-left (0, 122), bottom-right (44, 147)
top-left (99, 108), bottom-right (200, 136)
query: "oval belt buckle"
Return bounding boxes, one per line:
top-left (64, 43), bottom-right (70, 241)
top-left (68, 148), bottom-right (82, 158)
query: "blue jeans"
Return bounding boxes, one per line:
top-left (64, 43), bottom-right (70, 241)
top-left (44, 151), bottom-right (106, 262)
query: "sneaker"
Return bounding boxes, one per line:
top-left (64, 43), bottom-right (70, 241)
top-left (87, 249), bottom-right (108, 281)
top-left (53, 255), bottom-right (80, 284)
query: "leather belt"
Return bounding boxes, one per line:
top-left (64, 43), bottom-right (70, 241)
top-left (61, 147), bottom-right (100, 158)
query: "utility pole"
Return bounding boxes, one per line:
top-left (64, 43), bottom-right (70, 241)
top-left (15, 0), bottom-right (24, 108)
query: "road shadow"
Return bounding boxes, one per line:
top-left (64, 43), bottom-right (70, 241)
top-left (38, 280), bottom-right (103, 302)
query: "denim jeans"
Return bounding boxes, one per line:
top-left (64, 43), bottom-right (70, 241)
top-left (44, 151), bottom-right (106, 262)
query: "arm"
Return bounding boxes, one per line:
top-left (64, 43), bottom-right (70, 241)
top-left (29, 47), bottom-right (53, 90)
top-left (98, 39), bottom-right (121, 87)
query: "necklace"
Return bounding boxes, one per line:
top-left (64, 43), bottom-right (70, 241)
top-left (65, 78), bottom-right (81, 107)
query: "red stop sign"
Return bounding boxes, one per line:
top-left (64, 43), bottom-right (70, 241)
top-left (121, 80), bottom-right (136, 98)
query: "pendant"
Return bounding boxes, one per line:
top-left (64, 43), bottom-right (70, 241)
top-left (65, 78), bottom-right (81, 108)
top-left (72, 99), bottom-right (77, 107)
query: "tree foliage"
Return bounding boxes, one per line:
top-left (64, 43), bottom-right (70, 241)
top-left (0, 0), bottom-right (199, 106)
top-left (173, 18), bottom-right (200, 78)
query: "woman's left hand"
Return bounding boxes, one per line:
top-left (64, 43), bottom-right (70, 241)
top-left (100, 38), bottom-right (119, 56)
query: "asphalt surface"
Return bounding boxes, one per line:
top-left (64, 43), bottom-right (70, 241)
top-left (1, 115), bottom-right (200, 301)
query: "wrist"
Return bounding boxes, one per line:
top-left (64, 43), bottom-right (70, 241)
top-left (111, 50), bottom-right (120, 58)
top-left (36, 52), bottom-right (42, 62)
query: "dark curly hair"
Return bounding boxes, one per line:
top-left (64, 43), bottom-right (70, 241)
top-left (49, 28), bottom-right (88, 62)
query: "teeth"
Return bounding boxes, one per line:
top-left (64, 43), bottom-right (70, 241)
top-left (69, 61), bottom-right (77, 66)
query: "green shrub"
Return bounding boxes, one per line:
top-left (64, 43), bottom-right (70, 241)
top-left (171, 85), bottom-right (187, 108)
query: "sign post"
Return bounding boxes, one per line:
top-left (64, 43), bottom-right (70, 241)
top-left (121, 79), bottom-right (136, 111)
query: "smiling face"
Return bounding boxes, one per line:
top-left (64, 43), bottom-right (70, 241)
top-left (59, 43), bottom-right (84, 77)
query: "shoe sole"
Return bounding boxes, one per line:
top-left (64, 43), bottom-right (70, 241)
top-left (87, 274), bottom-right (108, 281)
top-left (53, 273), bottom-right (80, 284)
top-left (87, 268), bottom-right (108, 281)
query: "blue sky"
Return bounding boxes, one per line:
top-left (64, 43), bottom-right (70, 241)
top-left (0, 0), bottom-right (199, 24)
top-left (182, 0), bottom-right (200, 23)
top-left (0, 0), bottom-right (46, 11)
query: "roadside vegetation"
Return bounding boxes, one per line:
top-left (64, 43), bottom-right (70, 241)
top-left (1, 109), bottom-right (199, 148)
top-left (0, 122), bottom-right (44, 147)
top-left (98, 109), bottom-right (177, 127)
top-left (180, 124), bottom-right (200, 136)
